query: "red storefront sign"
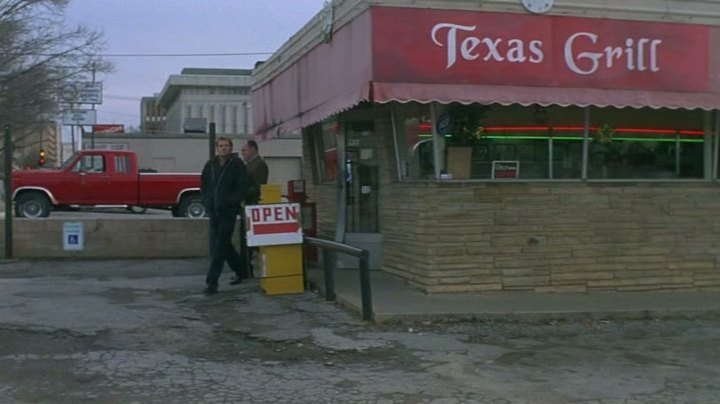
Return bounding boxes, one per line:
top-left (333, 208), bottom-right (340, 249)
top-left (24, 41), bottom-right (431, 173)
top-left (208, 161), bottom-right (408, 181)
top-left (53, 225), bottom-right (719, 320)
top-left (92, 124), bottom-right (125, 133)
top-left (372, 7), bottom-right (710, 93)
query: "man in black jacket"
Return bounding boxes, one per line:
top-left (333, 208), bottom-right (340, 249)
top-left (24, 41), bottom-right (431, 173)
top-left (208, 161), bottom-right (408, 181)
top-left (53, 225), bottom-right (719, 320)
top-left (200, 137), bottom-right (250, 295)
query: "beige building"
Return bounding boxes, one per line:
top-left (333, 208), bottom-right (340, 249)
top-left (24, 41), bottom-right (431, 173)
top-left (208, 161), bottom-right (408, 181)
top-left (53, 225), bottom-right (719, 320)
top-left (253, 0), bottom-right (720, 293)
top-left (83, 132), bottom-right (302, 193)
top-left (157, 68), bottom-right (252, 136)
top-left (140, 95), bottom-right (166, 133)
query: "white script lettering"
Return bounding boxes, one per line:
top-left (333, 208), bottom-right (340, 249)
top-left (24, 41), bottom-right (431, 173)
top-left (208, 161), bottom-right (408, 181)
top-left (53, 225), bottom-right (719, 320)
top-left (431, 22), bottom-right (545, 69)
top-left (564, 32), bottom-right (662, 75)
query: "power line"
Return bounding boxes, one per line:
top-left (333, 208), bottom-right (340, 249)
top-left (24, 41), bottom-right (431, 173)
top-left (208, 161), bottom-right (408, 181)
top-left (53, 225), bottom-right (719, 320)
top-left (15, 52), bottom-right (274, 58)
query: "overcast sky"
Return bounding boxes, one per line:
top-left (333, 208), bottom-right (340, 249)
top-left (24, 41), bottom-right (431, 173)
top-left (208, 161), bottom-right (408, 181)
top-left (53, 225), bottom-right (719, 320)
top-left (64, 0), bottom-right (327, 129)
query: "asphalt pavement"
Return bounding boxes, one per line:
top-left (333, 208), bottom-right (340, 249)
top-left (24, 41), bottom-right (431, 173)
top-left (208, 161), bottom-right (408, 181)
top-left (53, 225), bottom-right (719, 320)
top-left (1, 258), bottom-right (719, 402)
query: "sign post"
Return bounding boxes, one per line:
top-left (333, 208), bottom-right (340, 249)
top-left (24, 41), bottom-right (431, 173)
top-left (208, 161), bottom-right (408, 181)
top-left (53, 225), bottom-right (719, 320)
top-left (4, 125), bottom-right (12, 259)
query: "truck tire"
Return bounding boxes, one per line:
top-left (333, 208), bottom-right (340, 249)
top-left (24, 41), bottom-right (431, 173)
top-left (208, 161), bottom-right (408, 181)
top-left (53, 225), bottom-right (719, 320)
top-left (170, 206), bottom-right (180, 217)
top-left (178, 195), bottom-right (206, 218)
top-left (15, 192), bottom-right (51, 218)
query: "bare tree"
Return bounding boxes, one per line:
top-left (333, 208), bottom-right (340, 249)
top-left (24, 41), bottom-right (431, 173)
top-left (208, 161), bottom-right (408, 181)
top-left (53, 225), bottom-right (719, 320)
top-left (0, 0), bottom-right (110, 153)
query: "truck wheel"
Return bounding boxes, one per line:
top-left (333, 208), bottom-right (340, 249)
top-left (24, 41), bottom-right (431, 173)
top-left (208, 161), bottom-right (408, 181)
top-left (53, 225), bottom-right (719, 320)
top-left (170, 206), bottom-right (180, 217)
top-left (15, 192), bottom-right (51, 218)
top-left (178, 195), bottom-right (206, 218)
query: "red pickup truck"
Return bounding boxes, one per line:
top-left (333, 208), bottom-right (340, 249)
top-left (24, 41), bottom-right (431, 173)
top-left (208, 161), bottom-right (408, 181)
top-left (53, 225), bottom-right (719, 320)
top-left (11, 150), bottom-right (205, 218)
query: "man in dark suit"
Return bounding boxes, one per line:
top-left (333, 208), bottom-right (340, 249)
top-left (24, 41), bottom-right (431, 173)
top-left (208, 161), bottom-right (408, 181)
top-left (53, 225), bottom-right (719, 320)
top-left (240, 140), bottom-right (269, 277)
top-left (240, 140), bottom-right (269, 203)
top-left (200, 137), bottom-right (250, 295)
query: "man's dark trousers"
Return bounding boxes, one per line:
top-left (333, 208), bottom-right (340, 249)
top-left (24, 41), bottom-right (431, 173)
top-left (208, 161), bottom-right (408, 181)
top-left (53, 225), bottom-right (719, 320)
top-left (206, 210), bottom-right (248, 287)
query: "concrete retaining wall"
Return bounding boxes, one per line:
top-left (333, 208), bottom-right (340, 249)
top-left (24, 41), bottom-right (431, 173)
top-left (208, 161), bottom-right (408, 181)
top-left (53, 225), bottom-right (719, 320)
top-left (0, 218), bottom-right (210, 259)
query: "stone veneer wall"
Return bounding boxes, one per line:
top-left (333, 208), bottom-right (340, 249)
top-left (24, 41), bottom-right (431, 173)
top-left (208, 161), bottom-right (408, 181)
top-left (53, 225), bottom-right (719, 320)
top-left (0, 218), bottom-right (210, 259)
top-left (382, 182), bottom-right (720, 293)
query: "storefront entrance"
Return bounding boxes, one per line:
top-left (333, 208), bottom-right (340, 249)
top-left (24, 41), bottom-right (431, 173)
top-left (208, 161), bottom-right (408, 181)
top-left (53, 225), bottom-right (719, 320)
top-left (340, 118), bottom-right (383, 270)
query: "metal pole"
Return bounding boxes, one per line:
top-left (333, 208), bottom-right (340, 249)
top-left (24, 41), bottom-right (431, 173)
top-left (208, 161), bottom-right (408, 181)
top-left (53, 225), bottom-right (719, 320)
top-left (323, 248), bottom-right (335, 301)
top-left (714, 110), bottom-right (720, 181)
top-left (582, 107), bottom-right (590, 180)
top-left (71, 124), bottom-right (76, 154)
top-left (4, 125), bottom-right (13, 259)
top-left (358, 250), bottom-right (373, 321)
top-left (209, 122), bottom-right (216, 160)
top-left (91, 64), bottom-right (96, 150)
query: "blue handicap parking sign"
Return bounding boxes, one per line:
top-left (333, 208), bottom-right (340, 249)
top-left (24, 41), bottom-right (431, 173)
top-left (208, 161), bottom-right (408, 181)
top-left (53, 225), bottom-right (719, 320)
top-left (63, 222), bottom-right (84, 251)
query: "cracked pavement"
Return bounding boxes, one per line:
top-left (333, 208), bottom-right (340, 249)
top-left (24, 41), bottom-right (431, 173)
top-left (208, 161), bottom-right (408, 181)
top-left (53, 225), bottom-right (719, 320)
top-left (1, 258), bottom-right (719, 403)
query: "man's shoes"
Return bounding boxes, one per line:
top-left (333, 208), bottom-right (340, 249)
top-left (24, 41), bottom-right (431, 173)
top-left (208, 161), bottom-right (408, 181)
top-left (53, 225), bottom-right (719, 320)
top-left (229, 276), bottom-right (244, 285)
top-left (203, 286), bottom-right (218, 295)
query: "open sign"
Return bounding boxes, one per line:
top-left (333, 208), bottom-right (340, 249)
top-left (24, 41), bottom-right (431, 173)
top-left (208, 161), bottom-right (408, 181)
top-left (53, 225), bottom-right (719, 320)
top-left (245, 203), bottom-right (303, 247)
top-left (492, 161), bottom-right (520, 179)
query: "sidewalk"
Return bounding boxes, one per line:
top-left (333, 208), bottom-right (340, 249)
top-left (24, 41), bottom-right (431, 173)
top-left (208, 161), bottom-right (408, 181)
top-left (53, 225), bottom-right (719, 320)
top-left (306, 266), bottom-right (720, 323)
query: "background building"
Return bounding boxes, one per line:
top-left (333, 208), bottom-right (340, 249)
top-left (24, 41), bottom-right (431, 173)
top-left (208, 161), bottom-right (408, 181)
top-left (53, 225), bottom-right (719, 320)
top-left (82, 132), bottom-right (301, 193)
top-left (140, 95), bottom-right (166, 133)
top-left (157, 68), bottom-right (252, 135)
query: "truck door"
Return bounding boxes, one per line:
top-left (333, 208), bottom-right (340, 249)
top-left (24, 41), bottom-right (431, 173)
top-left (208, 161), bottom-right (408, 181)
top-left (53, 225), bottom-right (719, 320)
top-left (69, 153), bottom-right (113, 204)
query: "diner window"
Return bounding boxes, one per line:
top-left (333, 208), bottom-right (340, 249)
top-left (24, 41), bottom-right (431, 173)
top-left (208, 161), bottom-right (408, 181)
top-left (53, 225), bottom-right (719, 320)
top-left (392, 103), bottom-right (709, 181)
top-left (588, 107), bottom-right (705, 179)
top-left (311, 119), bottom-right (339, 183)
top-left (392, 103), bottom-right (435, 180)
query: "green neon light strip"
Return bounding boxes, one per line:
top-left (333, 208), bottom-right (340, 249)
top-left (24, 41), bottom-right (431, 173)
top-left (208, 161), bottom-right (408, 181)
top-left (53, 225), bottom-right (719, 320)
top-left (481, 136), bottom-right (702, 143)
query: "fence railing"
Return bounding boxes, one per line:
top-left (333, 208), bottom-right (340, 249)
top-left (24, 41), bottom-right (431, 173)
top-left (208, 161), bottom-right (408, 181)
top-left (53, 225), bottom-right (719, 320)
top-left (304, 236), bottom-right (373, 321)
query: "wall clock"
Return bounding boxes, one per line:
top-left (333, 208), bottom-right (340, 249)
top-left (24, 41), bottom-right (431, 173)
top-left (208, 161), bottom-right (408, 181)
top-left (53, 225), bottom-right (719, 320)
top-left (522, 0), bottom-right (554, 14)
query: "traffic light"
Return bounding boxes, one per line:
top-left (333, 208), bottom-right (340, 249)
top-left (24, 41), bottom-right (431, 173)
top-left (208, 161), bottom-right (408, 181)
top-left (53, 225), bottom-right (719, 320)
top-left (38, 148), bottom-right (46, 166)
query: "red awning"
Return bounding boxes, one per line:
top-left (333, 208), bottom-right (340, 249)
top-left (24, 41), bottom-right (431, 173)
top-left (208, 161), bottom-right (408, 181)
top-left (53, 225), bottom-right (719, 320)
top-left (252, 10), bottom-right (373, 139)
top-left (372, 82), bottom-right (720, 110)
top-left (253, 6), bottom-right (720, 138)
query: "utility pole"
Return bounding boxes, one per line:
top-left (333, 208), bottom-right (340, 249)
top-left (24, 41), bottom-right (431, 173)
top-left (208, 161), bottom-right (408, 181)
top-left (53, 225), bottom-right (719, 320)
top-left (209, 122), bottom-right (216, 160)
top-left (4, 125), bottom-right (13, 259)
top-left (90, 63), bottom-right (96, 150)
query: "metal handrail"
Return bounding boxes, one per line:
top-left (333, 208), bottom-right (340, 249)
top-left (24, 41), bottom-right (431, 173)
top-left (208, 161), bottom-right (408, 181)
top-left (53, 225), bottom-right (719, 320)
top-left (304, 236), bottom-right (373, 321)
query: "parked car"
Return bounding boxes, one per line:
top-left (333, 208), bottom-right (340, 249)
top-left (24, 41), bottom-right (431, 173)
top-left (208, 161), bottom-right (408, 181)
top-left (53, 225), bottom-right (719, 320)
top-left (11, 150), bottom-right (205, 218)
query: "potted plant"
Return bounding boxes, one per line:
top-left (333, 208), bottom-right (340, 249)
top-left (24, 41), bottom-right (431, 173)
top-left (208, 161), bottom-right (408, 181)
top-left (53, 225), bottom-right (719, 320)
top-left (444, 103), bottom-right (489, 179)
top-left (591, 123), bottom-right (617, 178)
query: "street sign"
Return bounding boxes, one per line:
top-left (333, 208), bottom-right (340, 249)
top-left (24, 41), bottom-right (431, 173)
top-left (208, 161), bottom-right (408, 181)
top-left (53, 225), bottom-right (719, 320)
top-left (245, 203), bottom-right (303, 247)
top-left (74, 81), bottom-right (102, 104)
top-left (62, 109), bottom-right (97, 125)
top-left (62, 222), bottom-right (84, 251)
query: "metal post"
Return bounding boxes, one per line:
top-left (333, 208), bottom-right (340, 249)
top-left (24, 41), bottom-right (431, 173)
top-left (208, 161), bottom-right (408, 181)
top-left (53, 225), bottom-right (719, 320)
top-left (323, 248), bottom-right (335, 301)
top-left (581, 107), bottom-right (590, 180)
top-left (209, 122), bottom-right (216, 160)
top-left (358, 250), bottom-right (373, 321)
top-left (91, 63), bottom-right (96, 150)
top-left (4, 125), bottom-right (13, 259)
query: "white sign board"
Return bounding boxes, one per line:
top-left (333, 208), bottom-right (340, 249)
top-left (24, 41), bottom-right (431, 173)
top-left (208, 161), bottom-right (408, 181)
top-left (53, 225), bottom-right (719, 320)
top-left (245, 203), bottom-right (302, 247)
top-left (63, 82), bottom-right (103, 104)
top-left (63, 222), bottom-right (84, 251)
top-left (491, 160), bottom-right (520, 179)
top-left (62, 109), bottom-right (97, 125)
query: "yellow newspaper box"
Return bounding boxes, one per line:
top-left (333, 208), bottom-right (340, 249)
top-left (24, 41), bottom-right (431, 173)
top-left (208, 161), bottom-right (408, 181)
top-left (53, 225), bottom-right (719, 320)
top-left (245, 184), bottom-right (304, 295)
